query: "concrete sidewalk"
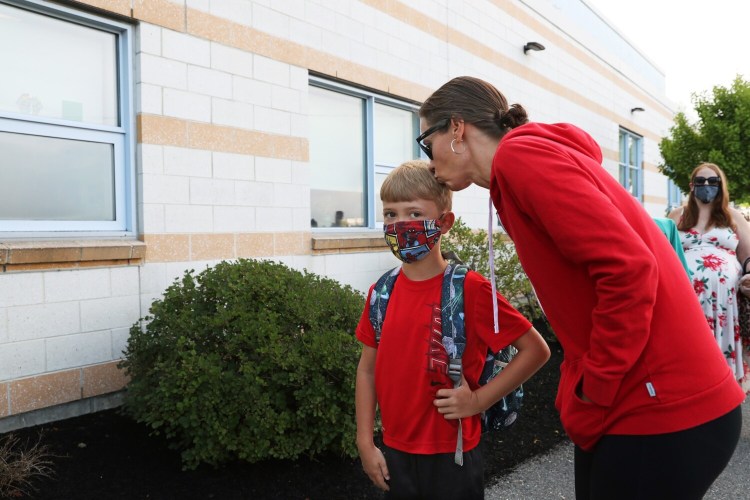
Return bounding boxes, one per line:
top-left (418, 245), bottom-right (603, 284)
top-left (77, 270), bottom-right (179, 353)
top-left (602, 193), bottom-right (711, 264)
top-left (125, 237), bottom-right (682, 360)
top-left (486, 400), bottom-right (750, 499)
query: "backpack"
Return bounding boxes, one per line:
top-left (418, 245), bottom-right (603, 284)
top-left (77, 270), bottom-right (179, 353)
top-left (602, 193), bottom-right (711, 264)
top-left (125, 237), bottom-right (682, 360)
top-left (369, 263), bottom-right (523, 465)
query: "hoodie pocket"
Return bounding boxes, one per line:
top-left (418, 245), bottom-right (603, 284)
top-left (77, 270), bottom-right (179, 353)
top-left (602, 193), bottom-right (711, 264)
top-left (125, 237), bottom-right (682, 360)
top-left (557, 358), bottom-right (606, 451)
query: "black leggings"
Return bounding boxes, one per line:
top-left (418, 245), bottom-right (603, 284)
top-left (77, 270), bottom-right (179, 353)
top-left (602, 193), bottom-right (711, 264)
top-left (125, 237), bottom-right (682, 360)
top-left (574, 405), bottom-right (742, 500)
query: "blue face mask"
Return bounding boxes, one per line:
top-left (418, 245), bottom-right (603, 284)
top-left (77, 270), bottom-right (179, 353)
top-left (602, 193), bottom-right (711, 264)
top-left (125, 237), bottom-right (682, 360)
top-left (695, 185), bottom-right (719, 204)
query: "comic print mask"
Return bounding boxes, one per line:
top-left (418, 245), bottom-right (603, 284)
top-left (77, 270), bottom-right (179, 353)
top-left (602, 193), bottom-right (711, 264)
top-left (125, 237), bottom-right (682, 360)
top-left (694, 185), bottom-right (719, 204)
top-left (383, 217), bottom-right (443, 263)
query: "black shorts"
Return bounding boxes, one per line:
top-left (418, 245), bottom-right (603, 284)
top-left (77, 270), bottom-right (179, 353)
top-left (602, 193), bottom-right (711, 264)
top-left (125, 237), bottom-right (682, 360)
top-left (382, 443), bottom-right (484, 500)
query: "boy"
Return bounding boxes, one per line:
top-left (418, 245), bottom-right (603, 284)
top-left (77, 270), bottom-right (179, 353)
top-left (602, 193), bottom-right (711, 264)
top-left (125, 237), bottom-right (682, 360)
top-left (355, 160), bottom-right (550, 499)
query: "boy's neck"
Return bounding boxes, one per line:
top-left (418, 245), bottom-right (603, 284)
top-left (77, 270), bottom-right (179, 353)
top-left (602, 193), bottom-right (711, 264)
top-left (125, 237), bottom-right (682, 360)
top-left (399, 250), bottom-right (448, 281)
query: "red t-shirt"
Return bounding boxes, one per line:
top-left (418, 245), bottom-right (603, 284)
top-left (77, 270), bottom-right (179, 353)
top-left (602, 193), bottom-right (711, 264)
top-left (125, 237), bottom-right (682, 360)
top-left (356, 269), bottom-right (532, 455)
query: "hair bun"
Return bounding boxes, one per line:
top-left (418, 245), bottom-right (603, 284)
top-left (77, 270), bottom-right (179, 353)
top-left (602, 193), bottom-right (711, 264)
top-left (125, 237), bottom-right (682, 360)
top-left (504, 104), bottom-right (529, 128)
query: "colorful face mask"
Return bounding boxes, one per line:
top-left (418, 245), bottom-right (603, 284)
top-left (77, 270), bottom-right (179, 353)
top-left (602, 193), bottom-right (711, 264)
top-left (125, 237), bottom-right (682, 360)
top-left (383, 217), bottom-right (443, 263)
top-left (694, 185), bottom-right (719, 204)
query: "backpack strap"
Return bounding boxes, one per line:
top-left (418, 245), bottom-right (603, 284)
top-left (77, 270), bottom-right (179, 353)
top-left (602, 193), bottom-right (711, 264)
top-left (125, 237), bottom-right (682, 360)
top-left (440, 263), bottom-right (469, 465)
top-left (441, 264), bottom-right (469, 383)
top-left (369, 266), bottom-right (400, 344)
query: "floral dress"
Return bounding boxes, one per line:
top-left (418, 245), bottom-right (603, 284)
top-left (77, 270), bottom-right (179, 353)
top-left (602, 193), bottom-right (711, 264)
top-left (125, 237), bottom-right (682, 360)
top-left (680, 226), bottom-right (750, 393)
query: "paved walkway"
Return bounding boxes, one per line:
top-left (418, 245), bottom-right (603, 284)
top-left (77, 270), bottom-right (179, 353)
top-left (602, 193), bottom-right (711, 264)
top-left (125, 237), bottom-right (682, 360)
top-left (486, 399), bottom-right (750, 499)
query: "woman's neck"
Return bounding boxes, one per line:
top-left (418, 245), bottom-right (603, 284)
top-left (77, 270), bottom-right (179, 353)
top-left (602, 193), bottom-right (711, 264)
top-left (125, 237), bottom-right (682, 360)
top-left (466, 127), bottom-right (501, 188)
top-left (695, 203), bottom-right (714, 230)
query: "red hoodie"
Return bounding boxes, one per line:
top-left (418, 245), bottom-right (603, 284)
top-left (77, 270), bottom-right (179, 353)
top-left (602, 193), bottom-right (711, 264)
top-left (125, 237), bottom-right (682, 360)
top-left (490, 122), bottom-right (745, 450)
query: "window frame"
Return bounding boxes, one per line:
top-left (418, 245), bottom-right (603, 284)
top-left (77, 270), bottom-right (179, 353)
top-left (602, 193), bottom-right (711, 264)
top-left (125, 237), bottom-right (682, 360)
top-left (666, 178), bottom-right (683, 213)
top-left (618, 127), bottom-right (643, 202)
top-left (0, 0), bottom-right (136, 238)
top-left (309, 76), bottom-right (420, 231)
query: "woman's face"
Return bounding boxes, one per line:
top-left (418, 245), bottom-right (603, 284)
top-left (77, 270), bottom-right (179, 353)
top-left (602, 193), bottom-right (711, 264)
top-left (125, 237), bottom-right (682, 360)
top-left (691, 166), bottom-right (722, 204)
top-left (418, 118), bottom-right (473, 191)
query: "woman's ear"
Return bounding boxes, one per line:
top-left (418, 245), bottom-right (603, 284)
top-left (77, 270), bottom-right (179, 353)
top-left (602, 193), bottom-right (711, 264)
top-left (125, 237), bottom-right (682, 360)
top-left (440, 212), bottom-right (456, 234)
top-left (450, 119), bottom-right (465, 141)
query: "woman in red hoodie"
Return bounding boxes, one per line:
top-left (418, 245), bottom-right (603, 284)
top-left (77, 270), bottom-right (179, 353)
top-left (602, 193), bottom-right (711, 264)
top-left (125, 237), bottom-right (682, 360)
top-left (418, 76), bottom-right (745, 500)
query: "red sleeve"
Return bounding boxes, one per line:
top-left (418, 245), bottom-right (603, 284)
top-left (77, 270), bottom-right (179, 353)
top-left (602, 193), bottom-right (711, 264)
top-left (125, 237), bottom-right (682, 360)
top-left (495, 135), bottom-right (658, 407)
top-left (355, 285), bottom-right (377, 348)
top-left (464, 271), bottom-right (532, 354)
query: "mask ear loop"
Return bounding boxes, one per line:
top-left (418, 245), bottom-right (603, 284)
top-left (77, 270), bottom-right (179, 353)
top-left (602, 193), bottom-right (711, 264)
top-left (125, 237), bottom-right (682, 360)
top-left (488, 197), bottom-right (500, 334)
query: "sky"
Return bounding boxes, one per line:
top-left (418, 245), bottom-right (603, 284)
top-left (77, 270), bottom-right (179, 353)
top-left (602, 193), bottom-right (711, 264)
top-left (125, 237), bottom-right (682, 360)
top-left (584, 0), bottom-right (750, 118)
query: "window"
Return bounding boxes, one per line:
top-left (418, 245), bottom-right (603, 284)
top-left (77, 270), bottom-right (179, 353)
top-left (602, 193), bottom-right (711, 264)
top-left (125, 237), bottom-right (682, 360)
top-left (667, 178), bottom-right (683, 213)
top-left (0, 0), bottom-right (134, 236)
top-left (618, 128), bottom-right (643, 201)
top-left (309, 78), bottom-right (420, 229)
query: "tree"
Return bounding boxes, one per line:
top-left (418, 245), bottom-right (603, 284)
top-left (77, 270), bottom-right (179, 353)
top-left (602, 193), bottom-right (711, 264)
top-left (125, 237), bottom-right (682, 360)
top-left (659, 76), bottom-right (750, 204)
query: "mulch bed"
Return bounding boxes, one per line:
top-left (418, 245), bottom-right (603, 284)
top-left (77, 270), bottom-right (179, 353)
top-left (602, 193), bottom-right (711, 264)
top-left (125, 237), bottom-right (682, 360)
top-left (4, 342), bottom-right (566, 499)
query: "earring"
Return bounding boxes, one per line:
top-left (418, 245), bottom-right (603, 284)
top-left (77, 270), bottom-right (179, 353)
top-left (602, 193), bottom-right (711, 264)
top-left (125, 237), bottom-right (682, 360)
top-left (450, 139), bottom-right (466, 154)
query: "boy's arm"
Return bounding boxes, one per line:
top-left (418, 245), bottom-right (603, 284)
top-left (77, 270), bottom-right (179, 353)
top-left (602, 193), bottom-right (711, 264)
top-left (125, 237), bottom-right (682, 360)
top-left (355, 345), bottom-right (390, 491)
top-left (434, 326), bottom-right (550, 419)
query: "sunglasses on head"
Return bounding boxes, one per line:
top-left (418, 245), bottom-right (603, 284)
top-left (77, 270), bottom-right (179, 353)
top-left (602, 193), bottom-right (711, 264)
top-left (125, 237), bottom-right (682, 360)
top-left (693, 176), bottom-right (721, 186)
top-left (416, 118), bottom-right (450, 159)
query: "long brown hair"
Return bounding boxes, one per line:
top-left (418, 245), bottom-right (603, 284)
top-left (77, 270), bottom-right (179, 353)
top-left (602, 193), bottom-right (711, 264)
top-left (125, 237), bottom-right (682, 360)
top-left (678, 162), bottom-right (735, 231)
top-left (419, 76), bottom-right (528, 138)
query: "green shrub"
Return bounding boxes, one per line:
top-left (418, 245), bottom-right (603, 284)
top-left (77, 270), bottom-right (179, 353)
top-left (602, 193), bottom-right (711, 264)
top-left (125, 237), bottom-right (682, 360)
top-left (443, 218), bottom-right (552, 337)
top-left (120, 259), bottom-right (365, 469)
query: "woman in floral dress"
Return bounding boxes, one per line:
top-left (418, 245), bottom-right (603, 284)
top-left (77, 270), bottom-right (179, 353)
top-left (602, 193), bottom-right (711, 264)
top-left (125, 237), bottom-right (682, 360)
top-left (669, 162), bottom-right (750, 393)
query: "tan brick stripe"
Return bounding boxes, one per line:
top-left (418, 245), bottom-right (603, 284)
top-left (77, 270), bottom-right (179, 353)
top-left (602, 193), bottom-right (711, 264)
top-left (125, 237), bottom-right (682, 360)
top-left (142, 232), bottom-right (313, 262)
top-left (644, 161), bottom-right (661, 173)
top-left (644, 194), bottom-right (668, 205)
top-left (133, 0), bottom-right (185, 32)
top-left (6, 362), bottom-right (128, 416)
top-left (0, 382), bottom-right (8, 418)
top-left (137, 115), bottom-right (309, 162)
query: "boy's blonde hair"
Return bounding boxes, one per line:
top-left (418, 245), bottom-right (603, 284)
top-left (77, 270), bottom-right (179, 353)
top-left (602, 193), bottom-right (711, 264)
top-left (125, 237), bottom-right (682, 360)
top-left (380, 160), bottom-right (453, 212)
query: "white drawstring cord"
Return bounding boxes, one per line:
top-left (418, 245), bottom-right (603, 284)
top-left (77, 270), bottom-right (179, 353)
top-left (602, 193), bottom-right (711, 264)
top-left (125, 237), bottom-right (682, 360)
top-left (488, 196), bottom-right (500, 334)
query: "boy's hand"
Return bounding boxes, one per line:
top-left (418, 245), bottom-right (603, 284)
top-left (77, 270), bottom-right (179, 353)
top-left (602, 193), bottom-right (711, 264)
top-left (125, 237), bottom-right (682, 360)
top-left (433, 375), bottom-right (480, 419)
top-left (358, 443), bottom-right (390, 491)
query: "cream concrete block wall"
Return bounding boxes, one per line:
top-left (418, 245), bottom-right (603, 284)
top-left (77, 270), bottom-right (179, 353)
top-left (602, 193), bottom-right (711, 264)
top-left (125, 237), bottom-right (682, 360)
top-left (162, 29), bottom-right (211, 66)
top-left (8, 303), bottom-right (80, 341)
top-left (46, 331), bottom-right (113, 372)
top-left (0, 340), bottom-right (45, 381)
top-left (0, 267), bottom-right (142, 385)
top-left (301, 252), bottom-right (395, 295)
top-left (165, 146), bottom-right (212, 177)
top-left (111, 327), bottom-right (132, 360)
top-left (0, 308), bottom-right (7, 345)
top-left (0, 273), bottom-right (44, 307)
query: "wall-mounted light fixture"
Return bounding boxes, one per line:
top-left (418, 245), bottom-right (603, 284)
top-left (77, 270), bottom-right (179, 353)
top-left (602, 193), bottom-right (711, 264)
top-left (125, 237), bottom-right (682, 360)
top-left (523, 42), bottom-right (545, 54)
top-left (630, 107), bottom-right (645, 113)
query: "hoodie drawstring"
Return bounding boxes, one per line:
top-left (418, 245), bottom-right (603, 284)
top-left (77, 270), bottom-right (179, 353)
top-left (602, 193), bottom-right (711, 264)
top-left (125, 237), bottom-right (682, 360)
top-left (488, 197), bottom-right (500, 334)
